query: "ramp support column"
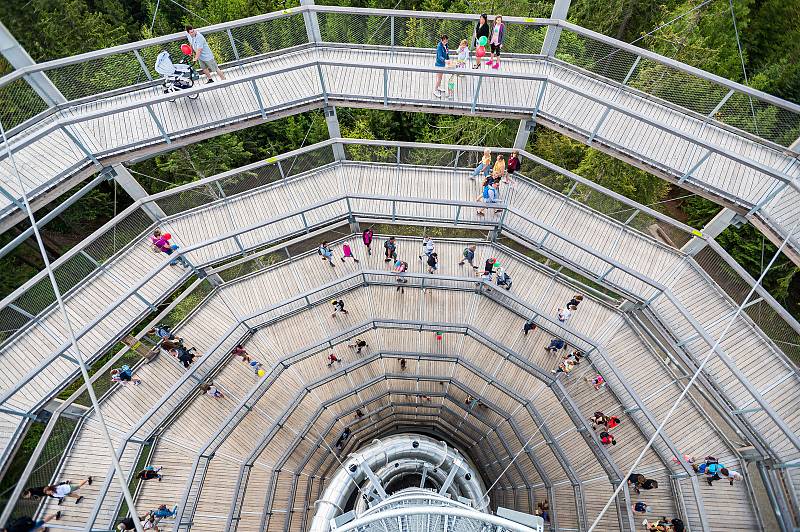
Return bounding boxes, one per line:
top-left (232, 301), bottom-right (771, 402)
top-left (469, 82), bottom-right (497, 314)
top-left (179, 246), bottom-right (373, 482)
top-left (109, 164), bottom-right (167, 222)
top-left (325, 105), bottom-right (346, 161)
top-left (541, 0), bottom-right (572, 56)
top-left (681, 208), bottom-right (746, 256)
top-left (0, 22), bottom-right (66, 106)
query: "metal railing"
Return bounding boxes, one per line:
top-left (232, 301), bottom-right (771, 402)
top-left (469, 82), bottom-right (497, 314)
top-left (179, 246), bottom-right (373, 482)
top-left (0, 5), bottom-right (798, 250)
top-left (1, 140), bottom-right (799, 477)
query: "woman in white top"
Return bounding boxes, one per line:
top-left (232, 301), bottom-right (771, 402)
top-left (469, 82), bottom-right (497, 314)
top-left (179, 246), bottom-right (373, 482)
top-left (44, 476), bottom-right (92, 504)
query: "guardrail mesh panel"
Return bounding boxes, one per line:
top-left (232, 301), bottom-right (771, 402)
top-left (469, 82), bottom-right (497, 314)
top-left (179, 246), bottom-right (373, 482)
top-left (554, 30), bottom-right (640, 84)
top-left (0, 77), bottom-right (49, 130)
top-left (717, 92), bottom-right (800, 148)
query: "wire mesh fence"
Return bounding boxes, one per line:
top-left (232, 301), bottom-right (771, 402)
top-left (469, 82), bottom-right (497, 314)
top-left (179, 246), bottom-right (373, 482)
top-left (693, 244), bottom-right (800, 364)
top-left (0, 415), bottom-right (78, 521)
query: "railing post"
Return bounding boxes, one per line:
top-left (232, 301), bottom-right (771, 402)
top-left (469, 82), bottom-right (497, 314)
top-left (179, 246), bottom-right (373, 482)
top-left (541, 0), bottom-right (572, 56)
top-left (323, 105), bottom-right (346, 161)
top-left (0, 21), bottom-right (66, 106)
top-left (299, 0), bottom-right (322, 44)
top-left (470, 76), bottom-right (483, 113)
top-left (390, 16), bottom-right (395, 48)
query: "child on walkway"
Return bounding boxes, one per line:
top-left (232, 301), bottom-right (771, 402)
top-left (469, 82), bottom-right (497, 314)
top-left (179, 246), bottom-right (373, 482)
top-left (318, 241), bottom-right (335, 267)
top-left (200, 382), bottom-right (224, 398)
top-left (486, 15), bottom-right (505, 69)
top-left (459, 244), bottom-right (478, 269)
top-left (112, 365), bottom-right (141, 386)
top-left (394, 259), bottom-right (409, 292)
top-left (341, 243), bottom-right (359, 263)
top-left (472, 149), bottom-right (492, 179)
top-left (327, 352), bottom-right (342, 367)
top-left (384, 237), bottom-right (397, 262)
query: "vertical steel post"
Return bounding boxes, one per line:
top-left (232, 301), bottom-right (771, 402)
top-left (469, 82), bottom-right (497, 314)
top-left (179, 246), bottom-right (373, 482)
top-left (299, 0), bottom-right (322, 43)
top-left (109, 164), bottom-right (166, 221)
top-left (541, 0), bottom-right (572, 56)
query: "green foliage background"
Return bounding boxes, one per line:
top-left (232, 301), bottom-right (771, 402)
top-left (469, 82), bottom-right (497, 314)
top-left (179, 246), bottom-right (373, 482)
top-left (0, 0), bottom-right (798, 313)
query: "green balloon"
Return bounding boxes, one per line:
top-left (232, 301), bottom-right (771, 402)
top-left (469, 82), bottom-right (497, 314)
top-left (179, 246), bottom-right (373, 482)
top-left (478, 36), bottom-right (488, 46)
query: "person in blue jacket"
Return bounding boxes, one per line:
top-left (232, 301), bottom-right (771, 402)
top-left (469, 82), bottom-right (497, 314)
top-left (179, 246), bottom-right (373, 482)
top-left (433, 35), bottom-right (449, 97)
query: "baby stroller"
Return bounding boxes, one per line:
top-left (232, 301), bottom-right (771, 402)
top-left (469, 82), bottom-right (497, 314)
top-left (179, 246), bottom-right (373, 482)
top-left (154, 50), bottom-right (199, 101)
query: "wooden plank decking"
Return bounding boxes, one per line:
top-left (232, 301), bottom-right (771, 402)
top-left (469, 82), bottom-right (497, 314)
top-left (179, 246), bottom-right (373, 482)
top-left (0, 45), bottom-right (798, 254)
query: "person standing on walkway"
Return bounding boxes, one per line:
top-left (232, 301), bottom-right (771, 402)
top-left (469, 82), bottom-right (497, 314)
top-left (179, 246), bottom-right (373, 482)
top-left (507, 150), bottom-right (521, 176)
top-left (341, 242), bottom-right (360, 263)
top-left (335, 427), bottom-right (351, 450)
top-left (394, 259), bottom-right (409, 292)
top-left (327, 351), bottom-right (342, 367)
top-left (486, 16), bottom-right (505, 69)
top-left (331, 299), bottom-right (349, 317)
top-left (433, 35), bottom-right (449, 97)
top-left (384, 236), bottom-right (398, 262)
top-left (150, 504), bottom-right (178, 523)
top-left (348, 338), bottom-right (368, 354)
top-left (3, 512), bottom-right (62, 532)
top-left (362, 228), bottom-right (374, 255)
top-left (632, 501), bottom-right (652, 515)
top-left (599, 431), bottom-right (617, 446)
top-left (399, 358), bottom-right (407, 370)
top-left (459, 244), bottom-right (478, 269)
top-left (319, 241), bottom-right (336, 267)
top-left (419, 237), bottom-right (435, 261)
top-left (44, 477), bottom-right (92, 504)
top-left (426, 252), bottom-right (439, 274)
top-left (523, 318), bottom-right (537, 336)
top-left (557, 307), bottom-right (572, 324)
top-left (136, 465), bottom-right (163, 482)
top-left (472, 14), bottom-right (490, 68)
top-left (476, 179), bottom-right (499, 216)
top-left (545, 338), bottom-right (566, 353)
top-left (186, 26), bottom-right (226, 83)
top-left (472, 148), bottom-right (492, 179)
top-left (567, 294), bottom-right (584, 308)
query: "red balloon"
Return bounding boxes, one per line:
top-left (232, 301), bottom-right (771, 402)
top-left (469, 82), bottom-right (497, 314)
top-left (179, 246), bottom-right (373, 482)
top-left (476, 45), bottom-right (486, 58)
top-left (163, 233), bottom-right (171, 240)
top-left (180, 44), bottom-right (192, 55)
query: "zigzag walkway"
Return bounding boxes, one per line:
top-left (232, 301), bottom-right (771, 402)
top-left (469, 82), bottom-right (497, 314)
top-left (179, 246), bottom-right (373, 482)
top-left (1, 162), bottom-right (797, 478)
top-left (1, 43), bottom-right (798, 258)
top-left (37, 240), bottom-right (758, 531)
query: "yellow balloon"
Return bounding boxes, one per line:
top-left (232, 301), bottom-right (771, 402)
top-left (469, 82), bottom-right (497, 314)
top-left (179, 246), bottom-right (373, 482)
top-left (257, 369), bottom-right (266, 377)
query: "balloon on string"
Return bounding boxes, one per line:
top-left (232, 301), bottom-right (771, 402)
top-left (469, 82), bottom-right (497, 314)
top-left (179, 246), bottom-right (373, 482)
top-left (163, 233), bottom-right (171, 240)
top-left (478, 36), bottom-right (488, 46)
top-left (180, 44), bottom-right (192, 55)
top-left (476, 45), bottom-right (486, 58)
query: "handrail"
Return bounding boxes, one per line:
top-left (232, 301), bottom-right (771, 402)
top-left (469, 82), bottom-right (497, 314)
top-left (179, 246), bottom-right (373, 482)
top-left (2, 56), bottom-right (796, 191)
top-left (1, 4), bottom-right (795, 118)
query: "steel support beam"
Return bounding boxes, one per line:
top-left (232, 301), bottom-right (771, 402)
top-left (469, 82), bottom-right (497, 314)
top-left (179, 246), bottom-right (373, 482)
top-left (299, 0), bottom-right (322, 44)
top-left (541, 0), bottom-right (572, 56)
top-left (109, 164), bottom-right (166, 221)
top-left (513, 119), bottom-right (535, 150)
top-left (325, 107), bottom-right (346, 160)
top-left (0, 21), bottom-right (65, 106)
top-left (681, 207), bottom-right (745, 256)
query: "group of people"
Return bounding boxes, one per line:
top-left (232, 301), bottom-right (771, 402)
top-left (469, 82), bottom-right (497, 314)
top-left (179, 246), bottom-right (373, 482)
top-left (590, 411), bottom-right (621, 447)
top-left (472, 148), bottom-right (520, 216)
top-left (433, 14), bottom-right (506, 97)
top-left (232, 344), bottom-right (268, 378)
top-left (149, 229), bottom-right (189, 268)
top-left (675, 454), bottom-right (743, 487)
top-left (148, 324), bottom-right (201, 369)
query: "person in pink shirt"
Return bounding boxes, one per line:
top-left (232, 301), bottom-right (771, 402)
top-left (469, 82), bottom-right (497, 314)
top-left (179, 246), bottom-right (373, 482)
top-left (486, 15), bottom-right (505, 69)
top-left (341, 242), bottom-right (360, 263)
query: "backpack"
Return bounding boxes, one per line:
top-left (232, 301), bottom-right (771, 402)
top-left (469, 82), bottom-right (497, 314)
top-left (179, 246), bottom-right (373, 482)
top-left (463, 247), bottom-right (471, 258)
top-left (120, 365), bottom-right (133, 377)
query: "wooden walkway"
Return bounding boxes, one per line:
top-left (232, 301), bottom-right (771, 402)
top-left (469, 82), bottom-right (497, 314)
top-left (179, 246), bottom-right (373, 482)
top-left (35, 239), bottom-right (760, 531)
top-left (0, 45), bottom-right (798, 255)
top-left (1, 162), bottom-right (798, 490)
